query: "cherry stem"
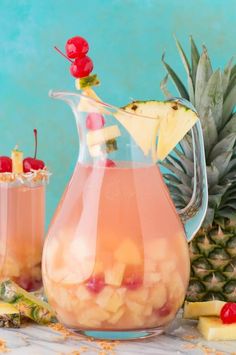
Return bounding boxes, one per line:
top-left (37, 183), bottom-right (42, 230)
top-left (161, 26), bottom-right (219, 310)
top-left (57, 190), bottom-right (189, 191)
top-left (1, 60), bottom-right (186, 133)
top-left (34, 129), bottom-right (37, 159)
top-left (54, 46), bottom-right (73, 63)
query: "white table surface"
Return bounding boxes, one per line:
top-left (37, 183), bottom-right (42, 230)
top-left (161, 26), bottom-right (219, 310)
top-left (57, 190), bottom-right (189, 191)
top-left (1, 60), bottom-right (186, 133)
top-left (0, 313), bottom-right (235, 355)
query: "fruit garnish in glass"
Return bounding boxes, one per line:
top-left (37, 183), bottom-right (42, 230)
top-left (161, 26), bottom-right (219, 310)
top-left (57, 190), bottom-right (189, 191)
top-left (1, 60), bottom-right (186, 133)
top-left (42, 35), bottom-right (208, 340)
top-left (0, 129), bottom-right (50, 291)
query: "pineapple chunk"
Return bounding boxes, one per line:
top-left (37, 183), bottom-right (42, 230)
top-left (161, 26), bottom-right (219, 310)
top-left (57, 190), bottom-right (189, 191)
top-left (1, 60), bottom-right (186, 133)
top-left (149, 282), bottom-right (167, 309)
top-left (0, 279), bottom-right (55, 324)
top-left (78, 306), bottom-right (110, 327)
top-left (75, 74), bottom-right (100, 90)
top-left (198, 316), bottom-right (236, 341)
top-left (75, 285), bottom-right (92, 301)
top-left (145, 238), bottom-right (168, 262)
top-left (3, 258), bottom-right (20, 277)
top-left (96, 286), bottom-right (114, 308)
top-left (144, 272), bottom-right (161, 285)
top-left (11, 147), bottom-right (23, 173)
top-left (114, 239), bottom-right (142, 265)
top-left (86, 125), bottom-right (121, 146)
top-left (143, 304), bottom-right (153, 316)
top-left (126, 299), bottom-right (144, 315)
top-left (108, 307), bottom-right (125, 324)
top-left (0, 301), bottom-right (20, 328)
top-left (88, 144), bottom-right (103, 157)
top-left (96, 286), bottom-right (125, 313)
top-left (105, 262), bottom-right (126, 287)
top-left (127, 288), bottom-right (149, 304)
top-left (183, 300), bottom-right (226, 320)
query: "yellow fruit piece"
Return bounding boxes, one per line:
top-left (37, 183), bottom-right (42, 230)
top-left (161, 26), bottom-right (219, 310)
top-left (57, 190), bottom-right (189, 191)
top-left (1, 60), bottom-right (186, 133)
top-left (75, 285), bottom-right (92, 302)
top-left (86, 125), bottom-right (121, 146)
top-left (126, 299), bottom-right (144, 315)
top-left (127, 288), bottom-right (149, 304)
top-left (96, 287), bottom-right (124, 313)
top-left (88, 144), bottom-right (103, 157)
top-left (105, 262), bottom-right (126, 287)
top-left (108, 307), bottom-right (125, 324)
top-left (3, 258), bottom-right (20, 277)
top-left (123, 101), bottom-right (198, 161)
top-left (114, 239), bottom-right (142, 265)
top-left (11, 147), bottom-right (23, 173)
top-left (79, 306), bottom-right (110, 327)
top-left (115, 110), bottom-right (159, 156)
top-left (149, 283), bottom-right (167, 309)
top-left (143, 305), bottom-right (153, 316)
top-left (183, 300), bottom-right (226, 320)
top-left (145, 238), bottom-right (168, 262)
top-left (198, 316), bottom-right (236, 341)
top-left (144, 272), bottom-right (161, 285)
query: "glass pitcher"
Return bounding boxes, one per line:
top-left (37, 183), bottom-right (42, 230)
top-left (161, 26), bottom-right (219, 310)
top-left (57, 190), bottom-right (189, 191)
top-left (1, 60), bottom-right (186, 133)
top-left (42, 92), bottom-right (208, 340)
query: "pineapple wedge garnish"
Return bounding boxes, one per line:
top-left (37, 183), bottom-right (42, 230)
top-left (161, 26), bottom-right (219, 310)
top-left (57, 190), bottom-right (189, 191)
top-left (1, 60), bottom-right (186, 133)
top-left (198, 316), bottom-right (236, 341)
top-left (183, 300), bottom-right (226, 319)
top-left (77, 87), bottom-right (198, 162)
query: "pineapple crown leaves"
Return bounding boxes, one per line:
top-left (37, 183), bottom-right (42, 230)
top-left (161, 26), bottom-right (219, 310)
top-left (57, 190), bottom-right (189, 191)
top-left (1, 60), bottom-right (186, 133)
top-left (161, 36), bottom-right (236, 228)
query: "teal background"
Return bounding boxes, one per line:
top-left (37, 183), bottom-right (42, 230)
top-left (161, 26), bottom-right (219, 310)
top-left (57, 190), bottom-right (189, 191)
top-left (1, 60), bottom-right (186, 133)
top-left (0, 0), bottom-right (236, 227)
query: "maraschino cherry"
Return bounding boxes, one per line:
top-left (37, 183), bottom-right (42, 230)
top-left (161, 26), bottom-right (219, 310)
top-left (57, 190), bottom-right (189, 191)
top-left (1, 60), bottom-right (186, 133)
top-left (0, 156), bottom-right (12, 173)
top-left (220, 302), bottom-right (236, 324)
top-left (54, 42), bottom-right (93, 79)
top-left (65, 36), bottom-right (89, 59)
top-left (86, 113), bottom-right (105, 130)
top-left (70, 56), bottom-right (93, 78)
top-left (86, 274), bottom-right (105, 293)
top-left (23, 129), bottom-right (45, 173)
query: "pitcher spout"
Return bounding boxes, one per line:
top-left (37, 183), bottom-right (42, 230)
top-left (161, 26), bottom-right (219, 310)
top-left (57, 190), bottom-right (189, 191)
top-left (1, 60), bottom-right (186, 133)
top-left (49, 90), bottom-right (81, 111)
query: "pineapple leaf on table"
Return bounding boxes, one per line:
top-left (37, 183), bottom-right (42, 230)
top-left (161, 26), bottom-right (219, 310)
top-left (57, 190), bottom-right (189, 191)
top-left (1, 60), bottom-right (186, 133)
top-left (161, 36), bottom-right (236, 302)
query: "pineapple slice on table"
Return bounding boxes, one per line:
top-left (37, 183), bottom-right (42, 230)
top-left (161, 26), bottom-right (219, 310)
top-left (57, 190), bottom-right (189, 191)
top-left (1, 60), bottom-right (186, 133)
top-left (198, 316), bottom-right (236, 341)
top-left (183, 300), bottom-right (226, 319)
top-left (0, 279), bottom-right (55, 324)
top-left (0, 301), bottom-right (20, 328)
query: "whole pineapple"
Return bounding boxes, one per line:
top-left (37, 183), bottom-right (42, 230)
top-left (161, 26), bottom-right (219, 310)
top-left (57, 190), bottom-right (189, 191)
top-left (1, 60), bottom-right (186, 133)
top-left (161, 37), bottom-right (236, 301)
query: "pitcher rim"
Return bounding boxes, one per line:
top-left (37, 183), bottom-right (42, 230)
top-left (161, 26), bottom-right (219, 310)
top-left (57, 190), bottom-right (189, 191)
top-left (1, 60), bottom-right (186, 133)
top-left (49, 89), bottom-right (172, 121)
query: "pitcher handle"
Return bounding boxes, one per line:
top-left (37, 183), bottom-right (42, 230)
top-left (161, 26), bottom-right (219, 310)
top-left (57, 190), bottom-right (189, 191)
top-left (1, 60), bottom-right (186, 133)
top-left (167, 98), bottom-right (208, 242)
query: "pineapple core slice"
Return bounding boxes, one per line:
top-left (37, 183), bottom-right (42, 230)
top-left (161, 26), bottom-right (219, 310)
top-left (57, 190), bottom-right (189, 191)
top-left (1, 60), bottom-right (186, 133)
top-left (183, 300), bottom-right (226, 319)
top-left (198, 316), bottom-right (236, 341)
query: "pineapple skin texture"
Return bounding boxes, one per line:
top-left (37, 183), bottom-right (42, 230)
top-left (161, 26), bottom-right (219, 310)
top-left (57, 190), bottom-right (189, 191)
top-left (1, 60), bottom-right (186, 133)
top-left (187, 226), bottom-right (236, 302)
